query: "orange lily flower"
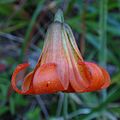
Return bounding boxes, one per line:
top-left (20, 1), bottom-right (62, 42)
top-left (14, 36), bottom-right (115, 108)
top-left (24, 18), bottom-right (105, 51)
top-left (11, 10), bottom-right (110, 95)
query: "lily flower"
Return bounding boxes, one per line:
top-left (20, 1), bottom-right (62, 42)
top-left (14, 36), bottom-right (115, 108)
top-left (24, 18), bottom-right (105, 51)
top-left (11, 10), bottom-right (110, 94)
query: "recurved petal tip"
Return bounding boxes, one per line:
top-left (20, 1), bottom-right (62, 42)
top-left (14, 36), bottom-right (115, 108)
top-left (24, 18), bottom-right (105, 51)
top-left (84, 62), bottom-right (110, 92)
top-left (11, 63), bottom-right (34, 94)
top-left (100, 67), bottom-right (111, 89)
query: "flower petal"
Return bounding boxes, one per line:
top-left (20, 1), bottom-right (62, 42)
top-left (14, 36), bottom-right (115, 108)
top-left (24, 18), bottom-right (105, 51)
top-left (36, 23), bottom-right (69, 90)
top-left (100, 67), bottom-right (110, 89)
top-left (68, 62), bottom-right (90, 92)
top-left (84, 62), bottom-right (110, 92)
top-left (33, 63), bottom-right (64, 94)
top-left (22, 72), bottom-right (34, 93)
top-left (11, 63), bottom-right (34, 94)
top-left (62, 26), bottom-right (90, 92)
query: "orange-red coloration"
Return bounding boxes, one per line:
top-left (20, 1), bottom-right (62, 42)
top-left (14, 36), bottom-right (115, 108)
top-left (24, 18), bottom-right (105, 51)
top-left (11, 22), bottom-right (110, 95)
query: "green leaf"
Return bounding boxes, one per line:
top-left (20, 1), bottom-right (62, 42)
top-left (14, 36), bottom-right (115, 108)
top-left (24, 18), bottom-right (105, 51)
top-left (10, 97), bottom-right (15, 115)
top-left (0, 4), bottom-right (13, 15)
top-left (26, 107), bottom-right (41, 120)
top-left (80, 86), bottom-right (120, 120)
top-left (0, 0), bottom-right (16, 4)
top-left (0, 106), bottom-right (9, 116)
top-left (69, 93), bottom-right (82, 105)
top-left (20, 0), bottom-right (44, 61)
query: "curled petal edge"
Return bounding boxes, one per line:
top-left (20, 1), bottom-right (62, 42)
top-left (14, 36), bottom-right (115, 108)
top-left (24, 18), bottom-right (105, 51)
top-left (83, 62), bottom-right (110, 92)
top-left (11, 63), bottom-right (34, 94)
top-left (100, 67), bottom-right (111, 89)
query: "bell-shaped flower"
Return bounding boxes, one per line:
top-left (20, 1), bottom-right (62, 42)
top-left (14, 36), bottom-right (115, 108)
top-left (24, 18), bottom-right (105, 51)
top-left (11, 10), bottom-right (110, 94)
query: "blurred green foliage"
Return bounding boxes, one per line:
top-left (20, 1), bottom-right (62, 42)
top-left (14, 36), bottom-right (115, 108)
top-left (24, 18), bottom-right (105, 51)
top-left (0, 0), bottom-right (120, 120)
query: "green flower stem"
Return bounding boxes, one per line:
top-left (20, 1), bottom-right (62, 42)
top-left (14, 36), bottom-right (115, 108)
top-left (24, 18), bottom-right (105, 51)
top-left (54, 9), bottom-right (64, 23)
